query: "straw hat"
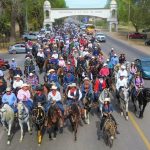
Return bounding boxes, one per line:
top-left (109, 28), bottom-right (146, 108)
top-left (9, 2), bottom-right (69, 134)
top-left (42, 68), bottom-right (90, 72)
top-left (29, 73), bottom-right (34, 76)
top-left (104, 98), bottom-right (110, 102)
top-left (83, 77), bottom-right (90, 81)
top-left (48, 69), bottom-right (55, 73)
top-left (6, 87), bottom-right (11, 92)
top-left (69, 83), bottom-right (77, 87)
top-left (21, 83), bottom-right (29, 88)
top-left (15, 74), bottom-right (21, 78)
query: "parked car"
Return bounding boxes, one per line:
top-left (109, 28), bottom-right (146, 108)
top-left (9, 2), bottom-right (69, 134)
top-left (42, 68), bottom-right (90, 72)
top-left (145, 39), bottom-right (150, 46)
top-left (8, 43), bottom-right (31, 54)
top-left (142, 28), bottom-right (150, 32)
top-left (128, 32), bottom-right (147, 39)
top-left (0, 58), bottom-right (9, 71)
top-left (22, 32), bottom-right (38, 40)
top-left (95, 32), bottom-right (106, 42)
top-left (134, 58), bottom-right (150, 79)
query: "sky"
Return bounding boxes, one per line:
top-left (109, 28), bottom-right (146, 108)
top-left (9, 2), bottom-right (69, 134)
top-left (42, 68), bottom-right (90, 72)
top-left (65, 0), bottom-right (108, 8)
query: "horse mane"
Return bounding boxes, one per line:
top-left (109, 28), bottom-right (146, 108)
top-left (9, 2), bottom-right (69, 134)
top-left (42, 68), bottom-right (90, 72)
top-left (71, 103), bottom-right (80, 115)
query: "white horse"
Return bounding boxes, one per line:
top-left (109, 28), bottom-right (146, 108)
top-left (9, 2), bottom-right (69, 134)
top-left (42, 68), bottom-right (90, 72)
top-left (0, 104), bottom-right (14, 145)
top-left (17, 102), bottom-right (32, 142)
top-left (119, 87), bottom-right (130, 120)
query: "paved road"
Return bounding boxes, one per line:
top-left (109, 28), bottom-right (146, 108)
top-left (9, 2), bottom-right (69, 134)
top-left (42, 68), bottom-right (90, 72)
top-left (0, 35), bottom-right (150, 150)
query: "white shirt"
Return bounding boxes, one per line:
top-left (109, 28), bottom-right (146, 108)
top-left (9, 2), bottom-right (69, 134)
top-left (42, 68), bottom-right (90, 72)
top-left (0, 70), bottom-right (4, 76)
top-left (13, 80), bottom-right (24, 89)
top-left (67, 89), bottom-right (82, 101)
top-left (117, 69), bottom-right (128, 79)
top-left (116, 78), bottom-right (127, 91)
top-left (37, 52), bottom-right (44, 58)
top-left (48, 91), bottom-right (61, 102)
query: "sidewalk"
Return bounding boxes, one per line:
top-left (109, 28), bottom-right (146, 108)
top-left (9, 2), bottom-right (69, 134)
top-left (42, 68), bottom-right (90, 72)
top-left (106, 32), bottom-right (150, 55)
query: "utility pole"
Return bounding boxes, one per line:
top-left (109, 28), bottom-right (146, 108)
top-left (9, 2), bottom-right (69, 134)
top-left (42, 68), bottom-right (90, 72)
top-left (127, 0), bottom-right (131, 40)
top-left (25, 0), bottom-right (29, 32)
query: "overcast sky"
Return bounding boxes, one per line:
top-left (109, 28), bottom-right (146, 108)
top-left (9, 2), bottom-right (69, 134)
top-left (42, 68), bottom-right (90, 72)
top-left (65, 0), bottom-right (108, 8)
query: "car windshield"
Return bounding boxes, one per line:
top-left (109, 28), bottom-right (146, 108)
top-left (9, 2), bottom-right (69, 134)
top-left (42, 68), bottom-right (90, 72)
top-left (141, 61), bottom-right (150, 67)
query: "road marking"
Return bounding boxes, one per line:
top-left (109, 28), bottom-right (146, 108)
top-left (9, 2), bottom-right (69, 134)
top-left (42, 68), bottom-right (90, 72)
top-left (102, 50), bottom-right (150, 150)
top-left (128, 113), bottom-right (150, 150)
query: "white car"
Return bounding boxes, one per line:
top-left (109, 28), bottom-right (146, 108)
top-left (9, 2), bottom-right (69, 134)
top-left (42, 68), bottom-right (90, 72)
top-left (95, 32), bottom-right (106, 42)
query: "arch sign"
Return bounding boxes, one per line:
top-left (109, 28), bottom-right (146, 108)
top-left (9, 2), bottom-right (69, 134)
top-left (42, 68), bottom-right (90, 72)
top-left (43, 0), bottom-right (118, 32)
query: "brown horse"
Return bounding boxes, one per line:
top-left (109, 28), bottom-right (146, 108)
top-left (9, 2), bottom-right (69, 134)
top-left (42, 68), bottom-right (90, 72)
top-left (32, 106), bottom-right (45, 145)
top-left (67, 102), bottom-right (81, 141)
top-left (7, 69), bottom-right (14, 85)
top-left (57, 67), bottom-right (64, 85)
top-left (47, 102), bottom-right (64, 140)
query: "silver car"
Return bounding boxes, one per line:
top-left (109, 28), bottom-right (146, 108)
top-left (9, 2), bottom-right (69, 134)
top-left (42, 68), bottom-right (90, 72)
top-left (95, 32), bottom-right (106, 42)
top-left (8, 43), bottom-right (29, 54)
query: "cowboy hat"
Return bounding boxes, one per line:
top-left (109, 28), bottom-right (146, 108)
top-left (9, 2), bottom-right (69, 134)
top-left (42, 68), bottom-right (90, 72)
top-left (103, 63), bottom-right (108, 67)
top-left (21, 83), bottom-right (29, 88)
top-left (14, 74), bottom-right (21, 78)
top-left (51, 85), bottom-right (57, 90)
top-left (29, 73), bottom-right (34, 76)
top-left (121, 65), bottom-right (126, 69)
top-left (48, 69), bottom-right (55, 73)
top-left (6, 87), bottom-right (11, 92)
top-left (104, 98), bottom-right (110, 102)
top-left (83, 77), bottom-right (90, 81)
top-left (69, 83), bottom-right (77, 87)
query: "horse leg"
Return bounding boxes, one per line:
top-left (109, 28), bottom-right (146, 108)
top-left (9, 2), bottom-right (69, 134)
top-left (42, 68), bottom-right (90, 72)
top-left (38, 130), bottom-right (42, 145)
top-left (7, 122), bottom-right (12, 145)
top-left (27, 120), bottom-right (32, 135)
top-left (139, 103), bottom-right (146, 118)
top-left (120, 100), bottom-right (123, 116)
top-left (19, 122), bottom-right (24, 142)
top-left (74, 122), bottom-right (78, 141)
top-left (48, 128), bottom-right (52, 140)
top-left (125, 102), bottom-right (129, 120)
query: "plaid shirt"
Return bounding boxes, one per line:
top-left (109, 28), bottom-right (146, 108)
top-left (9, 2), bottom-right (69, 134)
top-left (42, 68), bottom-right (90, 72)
top-left (26, 76), bottom-right (39, 86)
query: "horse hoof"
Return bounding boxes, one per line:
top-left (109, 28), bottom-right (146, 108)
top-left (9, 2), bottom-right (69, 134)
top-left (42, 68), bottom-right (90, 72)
top-left (19, 139), bottom-right (23, 142)
top-left (7, 141), bottom-right (10, 145)
top-left (38, 144), bottom-right (41, 146)
top-left (53, 137), bottom-right (56, 140)
top-left (126, 116), bottom-right (128, 120)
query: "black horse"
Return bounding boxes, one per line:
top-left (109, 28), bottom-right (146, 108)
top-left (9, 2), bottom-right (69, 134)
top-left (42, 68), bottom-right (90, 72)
top-left (36, 56), bottom-right (45, 73)
top-left (131, 87), bottom-right (150, 118)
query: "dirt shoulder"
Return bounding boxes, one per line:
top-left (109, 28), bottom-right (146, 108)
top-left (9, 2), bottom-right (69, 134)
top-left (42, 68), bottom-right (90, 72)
top-left (106, 32), bottom-right (150, 55)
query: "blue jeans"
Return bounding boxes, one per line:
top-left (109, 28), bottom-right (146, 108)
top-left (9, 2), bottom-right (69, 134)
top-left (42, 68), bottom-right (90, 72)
top-left (23, 100), bottom-right (33, 112)
top-left (10, 105), bottom-right (18, 113)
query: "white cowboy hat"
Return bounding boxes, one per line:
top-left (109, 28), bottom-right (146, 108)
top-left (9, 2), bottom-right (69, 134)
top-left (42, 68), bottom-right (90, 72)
top-left (121, 65), bottom-right (126, 69)
top-left (107, 59), bottom-right (110, 62)
top-left (104, 98), bottom-right (110, 102)
top-left (21, 83), bottom-right (29, 88)
top-left (15, 74), bottom-right (21, 78)
top-left (69, 83), bottom-right (77, 87)
top-left (48, 69), bottom-right (55, 73)
top-left (83, 77), bottom-right (90, 81)
top-left (6, 87), bottom-right (11, 92)
top-left (103, 63), bottom-right (108, 67)
top-left (29, 73), bottom-right (34, 76)
top-left (114, 54), bottom-right (117, 56)
top-left (51, 85), bottom-right (57, 90)
top-left (60, 56), bottom-right (63, 59)
top-left (12, 58), bottom-right (15, 61)
top-left (67, 62), bottom-right (71, 65)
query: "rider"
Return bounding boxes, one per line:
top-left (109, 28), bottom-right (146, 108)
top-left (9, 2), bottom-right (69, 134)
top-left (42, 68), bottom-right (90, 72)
top-left (17, 83), bottom-right (33, 112)
top-left (128, 62), bottom-right (137, 84)
top-left (110, 54), bottom-right (119, 69)
top-left (13, 74), bottom-right (24, 92)
top-left (26, 72), bottom-right (39, 90)
top-left (117, 65), bottom-right (128, 82)
top-left (100, 98), bottom-right (119, 134)
top-left (133, 73), bottom-right (144, 97)
top-left (94, 76), bottom-right (107, 101)
top-left (99, 63), bottom-right (110, 77)
top-left (81, 77), bottom-right (94, 102)
top-left (66, 83), bottom-right (83, 108)
top-left (2, 87), bottom-right (17, 112)
top-left (47, 85), bottom-right (64, 114)
top-left (119, 53), bottom-right (126, 64)
top-left (58, 56), bottom-right (66, 68)
top-left (25, 52), bottom-right (33, 59)
top-left (9, 58), bottom-right (17, 74)
top-left (116, 75), bottom-right (128, 99)
top-left (64, 61), bottom-right (74, 74)
top-left (99, 88), bottom-right (110, 114)
top-left (33, 85), bottom-right (47, 109)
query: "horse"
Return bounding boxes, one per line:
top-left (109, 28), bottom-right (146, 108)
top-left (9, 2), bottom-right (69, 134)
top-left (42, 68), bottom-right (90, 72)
top-left (7, 69), bottom-right (15, 85)
top-left (83, 93), bottom-right (92, 124)
top-left (0, 104), bottom-right (14, 145)
top-left (36, 56), bottom-right (45, 73)
top-left (67, 102), bottom-right (80, 141)
top-left (47, 102), bottom-right (64, 140)
top-left (102, 114), bottom-right (117, 148)
top-left (17, 102), bottom-right (32, 142)
top-left (57, 67), bottom-right (64, 86)
top-left (118, 87), bottom-right (130, 120)
top-left (131, 87), bottom-right (150, 118)
top-left (32, 105), bottom-right (45, 145)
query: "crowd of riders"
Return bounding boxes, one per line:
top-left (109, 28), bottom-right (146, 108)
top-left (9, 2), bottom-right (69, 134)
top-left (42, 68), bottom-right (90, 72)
top-left (0, 22), bottom-right (145, 133)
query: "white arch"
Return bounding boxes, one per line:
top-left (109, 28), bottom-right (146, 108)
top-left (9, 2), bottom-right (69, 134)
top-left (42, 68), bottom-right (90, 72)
top-left (43, 0), bottom-right (118, 32)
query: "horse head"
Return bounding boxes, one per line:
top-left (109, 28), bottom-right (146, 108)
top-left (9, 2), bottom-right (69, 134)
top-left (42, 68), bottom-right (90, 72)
top-left (120, 87), bottom-right (130, 102)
